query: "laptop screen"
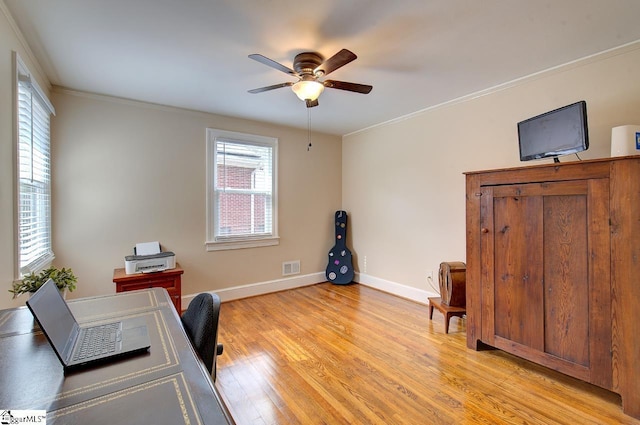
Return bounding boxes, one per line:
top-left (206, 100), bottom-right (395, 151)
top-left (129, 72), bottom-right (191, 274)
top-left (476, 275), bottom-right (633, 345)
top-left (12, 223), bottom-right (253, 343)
top-left (26, 279), bottom-right (78, 356)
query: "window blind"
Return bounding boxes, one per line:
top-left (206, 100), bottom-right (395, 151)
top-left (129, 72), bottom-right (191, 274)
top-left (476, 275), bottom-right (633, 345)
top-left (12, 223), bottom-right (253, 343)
top-left (17, 70), bottom-right (55, 275)
top-left (214, 138), bottom-right (274, 240)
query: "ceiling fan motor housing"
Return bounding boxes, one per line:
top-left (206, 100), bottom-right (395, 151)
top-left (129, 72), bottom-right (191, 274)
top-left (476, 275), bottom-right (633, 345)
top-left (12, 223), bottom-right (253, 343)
top-left (294, 52), bottom-right (325, 76)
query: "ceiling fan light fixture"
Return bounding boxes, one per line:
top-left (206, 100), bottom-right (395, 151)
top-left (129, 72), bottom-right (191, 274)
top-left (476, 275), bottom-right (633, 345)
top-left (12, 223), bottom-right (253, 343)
top-left (292, 80), bottom-right (324, 101)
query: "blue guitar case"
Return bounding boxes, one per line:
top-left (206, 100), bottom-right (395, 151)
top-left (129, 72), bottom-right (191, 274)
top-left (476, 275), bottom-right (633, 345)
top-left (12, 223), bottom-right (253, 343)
top-left (325, 210), bottom-right (354, 285)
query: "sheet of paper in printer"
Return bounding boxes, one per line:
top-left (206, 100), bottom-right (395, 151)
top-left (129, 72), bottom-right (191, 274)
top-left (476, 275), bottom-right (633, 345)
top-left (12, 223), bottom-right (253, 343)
top-left (135, 241), bottom-right (161, 256)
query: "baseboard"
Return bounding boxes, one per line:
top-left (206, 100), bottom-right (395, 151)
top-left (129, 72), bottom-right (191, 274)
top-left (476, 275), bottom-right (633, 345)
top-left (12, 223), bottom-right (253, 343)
top-left (182, 272), bottom-right (325, 305)
top-left (354, 272), bottom-right (437, 305)
top-left (181, 271), bottom-right (439, 307)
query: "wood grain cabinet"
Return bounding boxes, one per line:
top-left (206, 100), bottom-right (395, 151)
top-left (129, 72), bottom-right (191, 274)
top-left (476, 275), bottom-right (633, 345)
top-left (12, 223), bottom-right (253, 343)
top-left (465, 157), bottom-right (640, 419)
top-left (113, 264), bottom-right (183, 312)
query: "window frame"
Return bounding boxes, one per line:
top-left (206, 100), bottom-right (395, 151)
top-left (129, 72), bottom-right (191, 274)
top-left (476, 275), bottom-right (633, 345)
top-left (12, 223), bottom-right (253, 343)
top-left (205, 128), bottom-right (279, 251)
top-left (13, 52), bottom-right (56, 278)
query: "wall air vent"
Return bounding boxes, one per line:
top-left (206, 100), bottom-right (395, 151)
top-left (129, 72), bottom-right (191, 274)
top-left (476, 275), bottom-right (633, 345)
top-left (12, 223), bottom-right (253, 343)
top-left (282, 260), bottom-right (300, 276)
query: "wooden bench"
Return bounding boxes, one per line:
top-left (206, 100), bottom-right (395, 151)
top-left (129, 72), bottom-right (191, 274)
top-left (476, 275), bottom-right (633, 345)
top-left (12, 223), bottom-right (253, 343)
top-left (428, 297), bottom-right (466, 334)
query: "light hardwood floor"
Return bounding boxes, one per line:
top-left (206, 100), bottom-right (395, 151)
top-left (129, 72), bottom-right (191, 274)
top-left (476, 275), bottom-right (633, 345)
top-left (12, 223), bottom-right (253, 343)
top-left (215, 283), bottom-right (638, 425)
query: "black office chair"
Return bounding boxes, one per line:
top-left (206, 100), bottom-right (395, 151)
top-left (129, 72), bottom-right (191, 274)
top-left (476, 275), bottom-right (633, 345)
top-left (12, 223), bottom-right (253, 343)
top-left (181, 292), bottom-right (224, 380)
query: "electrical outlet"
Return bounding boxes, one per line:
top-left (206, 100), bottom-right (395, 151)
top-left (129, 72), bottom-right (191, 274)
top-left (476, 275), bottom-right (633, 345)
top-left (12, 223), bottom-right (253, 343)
top-left (363, 255), bottom-right (367, 273)
top-left (427, 270), bottom-right (434, 282)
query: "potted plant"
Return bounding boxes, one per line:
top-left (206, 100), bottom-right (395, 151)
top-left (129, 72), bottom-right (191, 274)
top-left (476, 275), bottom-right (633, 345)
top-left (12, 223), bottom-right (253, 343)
top-left (10, 266), bottom-right (77, 299)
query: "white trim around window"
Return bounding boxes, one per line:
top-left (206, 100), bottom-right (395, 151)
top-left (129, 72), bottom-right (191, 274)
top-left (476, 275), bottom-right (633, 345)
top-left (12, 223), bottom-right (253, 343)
top-left (205, 128), bottom-right (279, 251)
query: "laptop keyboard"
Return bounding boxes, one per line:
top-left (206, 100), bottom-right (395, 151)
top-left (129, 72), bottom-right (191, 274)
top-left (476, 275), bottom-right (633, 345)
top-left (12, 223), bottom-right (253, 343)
top-left (73, 323), bottom-right (120, 361)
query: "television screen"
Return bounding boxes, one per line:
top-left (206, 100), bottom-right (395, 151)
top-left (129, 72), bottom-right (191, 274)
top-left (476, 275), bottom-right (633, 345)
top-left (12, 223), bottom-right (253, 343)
top-left (518, 101), bottom-right (589, 161)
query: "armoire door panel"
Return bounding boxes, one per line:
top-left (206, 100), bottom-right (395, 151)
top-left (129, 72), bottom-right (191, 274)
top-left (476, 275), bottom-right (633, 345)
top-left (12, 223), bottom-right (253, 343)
top-left (493, 195), bottom-right (544, 350)
top-left (543, 194), bottom-right (589, 366)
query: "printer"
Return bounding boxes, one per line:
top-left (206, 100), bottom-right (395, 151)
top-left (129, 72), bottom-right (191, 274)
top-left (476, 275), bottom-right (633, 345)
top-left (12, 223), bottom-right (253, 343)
top-left (124, 241), bottom-right (176, 274)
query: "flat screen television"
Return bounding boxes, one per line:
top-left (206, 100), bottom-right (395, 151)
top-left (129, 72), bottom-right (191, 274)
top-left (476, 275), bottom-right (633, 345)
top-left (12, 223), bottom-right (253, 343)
top-left (517, 100), bottom-right (589, 162)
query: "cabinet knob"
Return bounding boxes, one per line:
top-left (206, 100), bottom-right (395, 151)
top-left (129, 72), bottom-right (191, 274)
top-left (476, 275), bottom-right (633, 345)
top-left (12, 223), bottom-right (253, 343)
top-left (481, 228), bottom-right (489, 233)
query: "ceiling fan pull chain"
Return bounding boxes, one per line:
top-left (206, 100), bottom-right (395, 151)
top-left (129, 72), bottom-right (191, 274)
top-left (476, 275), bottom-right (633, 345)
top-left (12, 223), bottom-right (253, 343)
top-left (307, 108), bottom-right (312, 151)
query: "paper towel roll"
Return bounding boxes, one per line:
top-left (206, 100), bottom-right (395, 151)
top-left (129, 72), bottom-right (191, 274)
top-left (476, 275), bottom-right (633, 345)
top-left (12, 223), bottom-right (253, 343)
top-left (611, 125), bottom-right (640, 157)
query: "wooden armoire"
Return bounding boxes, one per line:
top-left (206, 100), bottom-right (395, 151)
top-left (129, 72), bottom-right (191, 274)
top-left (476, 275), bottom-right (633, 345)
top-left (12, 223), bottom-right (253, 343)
top-left (465, 157), bottom-right (640, 419)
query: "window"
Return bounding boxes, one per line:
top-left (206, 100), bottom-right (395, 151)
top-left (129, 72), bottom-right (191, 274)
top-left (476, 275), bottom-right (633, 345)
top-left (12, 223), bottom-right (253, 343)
top-left (206, 128), bottom-right (278, 251)
top-left (14, 53), bottom-right (56, 276)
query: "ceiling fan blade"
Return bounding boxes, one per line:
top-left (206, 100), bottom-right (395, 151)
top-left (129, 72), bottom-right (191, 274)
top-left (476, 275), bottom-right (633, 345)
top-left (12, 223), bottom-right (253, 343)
top-left (248, 54), bottom-right (297, 76)
top-left (323, 80), bottom-right (373, 94)
top-left (248, 82), bottom-right (293, 94)
top-left (306, 99), bottom-right (319, 108)
top-left (314, 49), bottom-right (357, 76)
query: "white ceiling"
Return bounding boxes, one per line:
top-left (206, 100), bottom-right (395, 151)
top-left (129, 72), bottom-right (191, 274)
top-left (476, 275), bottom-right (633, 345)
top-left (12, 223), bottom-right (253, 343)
top-left (5, 0), bottom-right (640, 136)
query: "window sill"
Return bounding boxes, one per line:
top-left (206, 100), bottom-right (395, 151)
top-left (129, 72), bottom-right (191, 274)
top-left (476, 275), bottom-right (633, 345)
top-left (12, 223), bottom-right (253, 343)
top-left (19, 252), bottom-right (55, 278)
top-left (205, 236), bottom-right (280, 251)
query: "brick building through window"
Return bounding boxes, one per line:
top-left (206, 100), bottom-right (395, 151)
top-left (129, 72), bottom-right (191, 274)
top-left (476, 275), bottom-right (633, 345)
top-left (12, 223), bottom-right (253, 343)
top-left (217, 164), bottom-right (269, 236)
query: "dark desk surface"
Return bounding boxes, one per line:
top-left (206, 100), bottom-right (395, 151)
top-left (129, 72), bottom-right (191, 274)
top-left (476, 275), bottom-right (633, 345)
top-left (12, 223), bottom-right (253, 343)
top-left (0, 288), bottom-right (234, 425)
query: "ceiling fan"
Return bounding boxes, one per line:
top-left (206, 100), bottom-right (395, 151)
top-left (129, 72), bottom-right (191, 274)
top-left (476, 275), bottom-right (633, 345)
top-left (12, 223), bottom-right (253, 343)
top-left (247, 49), bottom-right (372, 108)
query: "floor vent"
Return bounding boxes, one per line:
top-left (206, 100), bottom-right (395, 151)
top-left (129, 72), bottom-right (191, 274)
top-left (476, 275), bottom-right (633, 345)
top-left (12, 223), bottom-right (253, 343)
top-left (282, 260), bottom-right (300, 276)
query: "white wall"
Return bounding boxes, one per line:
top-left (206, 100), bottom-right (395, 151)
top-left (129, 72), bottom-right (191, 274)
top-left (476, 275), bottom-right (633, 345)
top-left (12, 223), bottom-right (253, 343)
top-left (0, 5), bottom-right (53, 309)
top-left (50, 90), bottom-right (342, 303)
top-left (344, 43), bottom-right (640, 302)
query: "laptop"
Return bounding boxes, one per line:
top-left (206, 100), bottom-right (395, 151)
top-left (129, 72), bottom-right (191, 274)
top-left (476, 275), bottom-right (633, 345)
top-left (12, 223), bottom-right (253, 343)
top-left (26, 279), bottom-right (151, 370)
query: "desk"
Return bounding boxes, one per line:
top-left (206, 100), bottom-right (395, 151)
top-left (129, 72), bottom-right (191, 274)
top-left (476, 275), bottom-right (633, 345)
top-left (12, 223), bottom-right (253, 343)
top-left (0, 288), bottom-right (234, 425)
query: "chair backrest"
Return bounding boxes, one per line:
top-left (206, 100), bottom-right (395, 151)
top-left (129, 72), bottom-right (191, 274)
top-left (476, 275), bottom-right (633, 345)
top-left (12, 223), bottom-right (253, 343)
top-left (181, 292), bottom-right (221, 378)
